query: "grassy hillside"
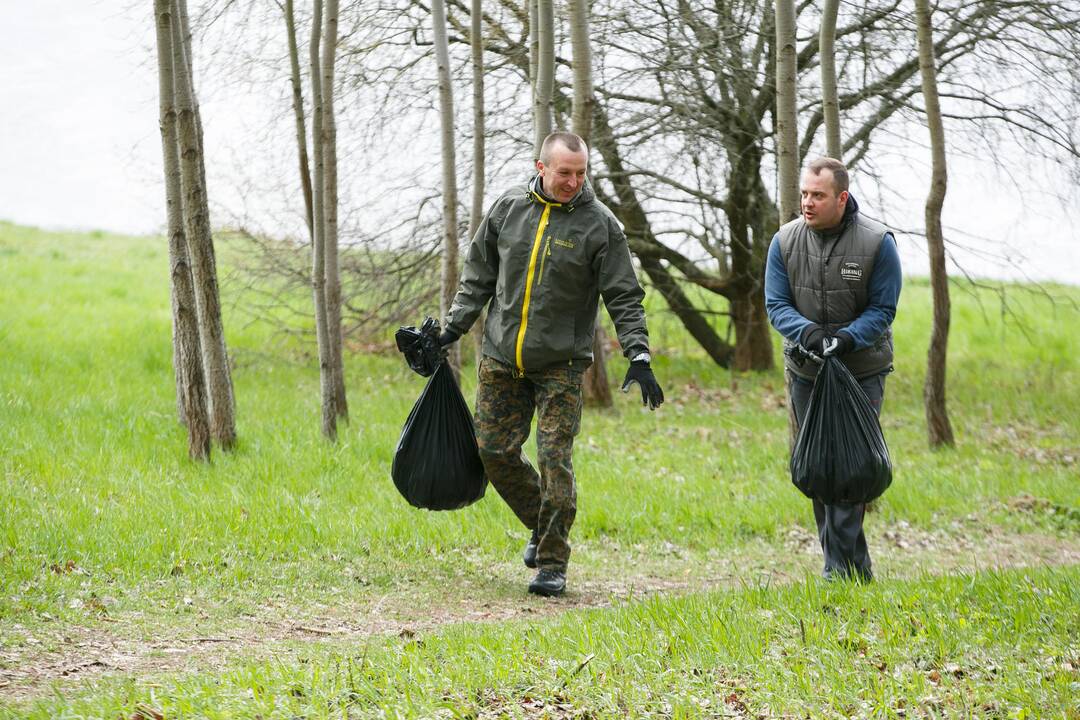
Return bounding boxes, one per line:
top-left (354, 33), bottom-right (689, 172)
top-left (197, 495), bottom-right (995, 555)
top-left (0, 222), bottom-right (1077, 717)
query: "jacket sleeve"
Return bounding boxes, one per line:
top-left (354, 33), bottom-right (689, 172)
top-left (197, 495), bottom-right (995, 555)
top-left (595, 217), bottom-right (650, 359)
top-left (840, 232), bottom-right (902, 348)
top-left (764, 233), bottom-right (813, 343)
top-left (445, 197), bottom-right (504, 337)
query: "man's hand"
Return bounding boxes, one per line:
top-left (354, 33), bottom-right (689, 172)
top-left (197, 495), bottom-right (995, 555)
top-left (438, 328), bottom-right (461, 347)
top-left (823, 331), bottom-right (855, 357)
top-left (621, 361), bottom-right (664, 410)
top-left (801, 323), bottom-right (829, 355)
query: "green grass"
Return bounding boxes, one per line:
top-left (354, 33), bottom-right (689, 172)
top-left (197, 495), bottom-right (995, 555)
top-left (0, 221), bottom-right (1077, 716)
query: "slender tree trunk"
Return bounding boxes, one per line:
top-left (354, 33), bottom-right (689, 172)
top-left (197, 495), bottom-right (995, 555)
top-left (155, 0), bottom-right (210, 461)
top-left (916, 0), bottom-right (955, 448)
top-left (322, 0), bottom-right (348, 420)
top-left (285, 0), bottom-right (314, 239)
top-left (469, 0), bottom-right (486, 368)
top-left (569, 0), bottom-right (611, 406)
top-left (532, 0), bottom-right (554, 159)
top-left (820, 0), bottom-right (842, 159)
top-left (170, 0), bottom-right (236, 450)
top-left (528, 0), bottom-right (539, 116)
top-left (774, 0), bottom-right (799, 223)
top-left (431, 0), bottom-right (462, 379)
top-left (309, 0), bottom-right (336, 440)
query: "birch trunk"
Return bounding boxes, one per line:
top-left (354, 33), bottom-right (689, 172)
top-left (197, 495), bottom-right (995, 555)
top-left (432, 0), bottom-right (462, 378)
top-left (155, 0), bottom-right (210, 461)
top-left (820, 0), bottom-right (842, 159)
top-left (916, 0), bottom-right (955, 447)
top-left (309, 0), bottom-right (336, 440)
top-left (774, 0), bottom-right (799, 223)
top-left (469, 0), bottom-right (486, 367)
top-left (532, 0), bottom-right (554, 160)
top-left (285, 0), bottom-right (314, 239)
top-left (170, 0), bottom-right (236, 450)
top-left (322, 0), bottom-right (349, 419)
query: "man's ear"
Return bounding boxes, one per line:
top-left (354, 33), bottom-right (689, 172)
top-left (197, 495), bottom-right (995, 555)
top-left (536, 159), bottom-right (545, 174)
top-left (838, 190), bottom-right (849, 205)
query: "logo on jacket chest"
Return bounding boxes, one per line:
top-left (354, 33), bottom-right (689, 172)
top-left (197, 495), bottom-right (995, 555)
top-left (840, 262), bottom-right (863, 281)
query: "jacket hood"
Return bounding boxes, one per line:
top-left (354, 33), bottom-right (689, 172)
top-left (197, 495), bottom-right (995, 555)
top-left (529, 173), bottom-right (595, 212)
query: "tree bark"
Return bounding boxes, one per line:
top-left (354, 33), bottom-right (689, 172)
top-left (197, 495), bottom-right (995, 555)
top-left (155, 0), bottom-right (210, 461)
top-left (432, 0), bottom-right (462, 378)
top-left (322, 0), bottom-right (349, 420)
top-left (774, 0), bottom-right (800, 223)
top-left (532, 0), bottom-right (554, 159)
top-left (916, 0), bottom-right (955, 447)
top-left (469, 0), bottom-right (486, 368)
top-left (170, 0), bottom-right (236, 450)
top-left (309, 0), bottom-right (337, 440)
top-left (285, 0), bottom-right (315, 239)
top-left (820, 0), bottom-right (842, 159)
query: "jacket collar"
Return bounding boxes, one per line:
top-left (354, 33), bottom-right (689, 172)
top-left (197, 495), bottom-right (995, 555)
top-left (528, 174), bottom-right (594, 212)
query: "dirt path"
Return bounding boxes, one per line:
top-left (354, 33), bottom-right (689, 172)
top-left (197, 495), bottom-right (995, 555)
top-left (2, 525), bottom-right (1078, 703)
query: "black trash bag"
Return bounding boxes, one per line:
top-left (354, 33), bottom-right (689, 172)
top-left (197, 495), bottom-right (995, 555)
top-left (790, 355), bottom-right (892, 505)
top-left (395, 317), bottom-right (446, 377)
top-left (392, 362), bottom-right (487, 510)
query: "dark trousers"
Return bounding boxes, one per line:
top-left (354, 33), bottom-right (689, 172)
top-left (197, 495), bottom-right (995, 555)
top-left (474, 357), bottom-right (584, 572)
top-left (788, 370), bottom-right (887, 581)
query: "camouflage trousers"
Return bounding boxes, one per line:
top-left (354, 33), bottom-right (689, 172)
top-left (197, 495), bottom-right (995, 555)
top-left (475, 356), bottom-right (584, 572)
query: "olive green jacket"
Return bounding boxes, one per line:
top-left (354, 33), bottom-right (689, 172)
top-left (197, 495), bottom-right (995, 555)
top-left (445, 175), bottom-right (650, 375)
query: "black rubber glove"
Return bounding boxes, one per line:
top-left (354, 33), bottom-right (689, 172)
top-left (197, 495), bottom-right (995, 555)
top-left (621, 361), bottom-right (664, 410)
top-left (438, 328), bottom-right (461, 347)
top-left (824, 330), bottom-right (855, 357)
top-left (800, 323), bottom-right (829, 355)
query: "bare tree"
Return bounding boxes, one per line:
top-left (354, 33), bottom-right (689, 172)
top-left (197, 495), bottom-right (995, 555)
top-left (309, 0), bottom-right (337, 440)
top-left (774, 0), bottom-right (799, 223)
top-left (285, 0), bottom-right (315, 238)
top-left (322, 0), bottom-right (349, 420)
top-left (820, 0), bottom-right (842, 159)
top-left (916, 0), bottom-right (955, 447)
top-left (468, 0), bottom-right (486, 366)
top-left (532, 0), bottom-right (554, 159)
top-left (432, 0), bottom-right (462, 376)
top-left (171, 0), bottom-right (236, 449)
top-left (154, 0), bottom-right (210, 461)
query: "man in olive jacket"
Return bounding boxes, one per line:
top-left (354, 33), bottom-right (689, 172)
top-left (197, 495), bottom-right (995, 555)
top-left (439, 132), bottom-right (664, 597)
top-left (765, 157), bottom-right (902, 583)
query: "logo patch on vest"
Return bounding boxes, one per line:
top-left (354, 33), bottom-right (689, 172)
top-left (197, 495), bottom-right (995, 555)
top-left (840, 262), bottom-right (863, 281)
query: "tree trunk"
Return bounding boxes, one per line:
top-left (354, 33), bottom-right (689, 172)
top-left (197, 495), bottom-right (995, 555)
top-left (569, 0), bottom-right (611, 406)
top-left (532, 0), bottom-right (554, 159)
top-left (432, 0), bottom-right (462, 379)
top-left (820, 0), bottom-right (842, 159)
top-left (916, 0), bottom-right (955, 447)
top-left (155, 0), bottom-right (210, 461)
top-left (309, 0), bottom-right (336, 440)
top-left (469, 0), bottom-right (486, 368)
top-left (170, 0), bottom-right (236, 450)
top-left (774, 0), bottom-right (799, 223)
top-left (285, 0), bottom-right (314, 239)
top-left (322, 0), bottom-right (348, 420)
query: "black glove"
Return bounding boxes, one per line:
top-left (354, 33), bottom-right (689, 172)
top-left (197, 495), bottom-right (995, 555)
top-left (800, 323), bottom-right (829, 355)
top-left (823, 330), bottom-right (855, 357)
top-left (621, 361), bottom-right (664, 410)
top-left (438, 328), bottom-right (461, 347)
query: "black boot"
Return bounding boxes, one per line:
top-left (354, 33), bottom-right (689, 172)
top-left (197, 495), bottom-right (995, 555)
top-left (528, 569), bottom-right (566, 597)
top-left (523, 529), bottom-right (540, 569)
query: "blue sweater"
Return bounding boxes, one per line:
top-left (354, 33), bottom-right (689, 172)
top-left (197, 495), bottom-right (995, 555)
top-left (764, 224), bottom-right (902, 350)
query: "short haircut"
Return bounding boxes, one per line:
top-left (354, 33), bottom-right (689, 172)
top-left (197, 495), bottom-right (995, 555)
top-left (539, 132), bottom-right (588, 165)
top-left (806, 157), bottom-right (849, 194)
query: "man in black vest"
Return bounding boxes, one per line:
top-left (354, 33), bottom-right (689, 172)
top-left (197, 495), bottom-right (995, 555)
top-left (764, 157), bottom-right (902, 582)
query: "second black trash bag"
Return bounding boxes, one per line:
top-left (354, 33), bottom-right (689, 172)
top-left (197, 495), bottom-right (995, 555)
top-left (392, 362), bottom-right (487, 510)
top-left (790, 356), bottom-right (892, 505)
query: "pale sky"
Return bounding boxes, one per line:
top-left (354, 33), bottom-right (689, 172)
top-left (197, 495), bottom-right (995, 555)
top-left (1, 1), bottom-right (1076, 285)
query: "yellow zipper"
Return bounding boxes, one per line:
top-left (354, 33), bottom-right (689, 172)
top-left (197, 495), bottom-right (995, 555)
top-left (537, 238), bottom-right (551, 285)
top-left (515, 201), bottom-right (555, 376)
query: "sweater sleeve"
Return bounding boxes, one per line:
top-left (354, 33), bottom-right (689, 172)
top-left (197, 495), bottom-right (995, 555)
top-left (764, 233), bottom-right (813, 343)
top-left (839, 233), bottom-right (902, 348)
